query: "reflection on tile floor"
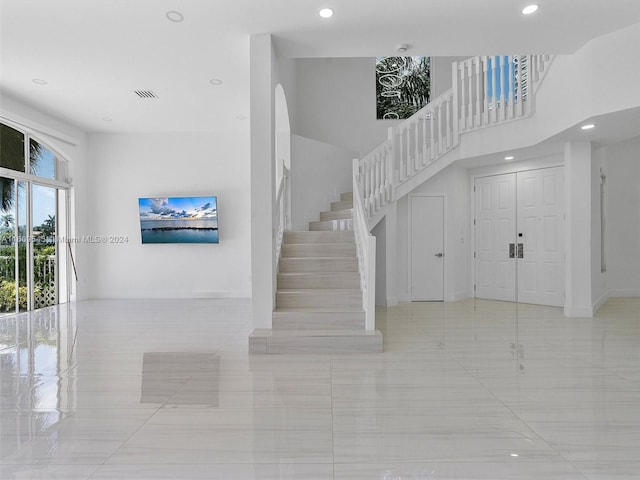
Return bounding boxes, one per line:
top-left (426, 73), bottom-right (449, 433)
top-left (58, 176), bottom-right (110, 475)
top-left (1, 298), bottom-right (639, 479)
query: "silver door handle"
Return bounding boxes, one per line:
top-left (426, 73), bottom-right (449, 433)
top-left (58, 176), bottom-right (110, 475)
top-left (434, 253), bottom-right (444, 258)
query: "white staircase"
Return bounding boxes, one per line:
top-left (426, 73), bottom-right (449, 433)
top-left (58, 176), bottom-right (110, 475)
top-left (249, 192), bottom-right (383, 353)
top-left (250, 55), bottom-right (555, 354)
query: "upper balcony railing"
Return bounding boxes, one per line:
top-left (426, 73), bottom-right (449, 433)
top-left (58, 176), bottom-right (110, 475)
top-left (356, 54), bottom-right (553, 225)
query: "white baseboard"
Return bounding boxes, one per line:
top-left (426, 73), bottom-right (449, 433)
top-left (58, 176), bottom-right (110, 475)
top-left (564, 305), bottom-right (595, 318)
top-left (606, 289), bottom-right (640, 297)
top-left (93, 291), bottom-right (251, 300)
top-left (592, 292), bottom-right (610, 315)
top-left (447, 291), bottom-right (469, 302)
top-left (398, 293), bottom-right (411, 302)
top-left (386, 296), bottom-right (399, 307)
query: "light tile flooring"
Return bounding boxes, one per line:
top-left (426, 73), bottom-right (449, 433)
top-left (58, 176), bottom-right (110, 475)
top-left (1, 297), bottom-right (639, 479)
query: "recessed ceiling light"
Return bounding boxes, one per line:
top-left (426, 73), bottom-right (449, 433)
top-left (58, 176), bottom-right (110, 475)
top-left (166, 11), bottom-right (184, 22)
top-left (209, 78), bottom-right (223, 85)
top-left (521, 4), bottom-right (539, 15)
top-left (581, 124), bottom-right (596, 130)
top-left (32, 79), bottom-right (48, 85)
top-left (505, 156), bottom-right (515, 161)
top-left (319, 8), bottom-right (334, 18)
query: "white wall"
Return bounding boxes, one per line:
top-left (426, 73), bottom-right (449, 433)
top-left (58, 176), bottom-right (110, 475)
top-left (396, 165), bottom-right (470, 302)
top-left (533, 23), bottom-right (640, 143)
top-left (430, 56), bottom-right (469, 99)
top-left (601, 135), bottom-right (640, 297)
top-left (295, 58), bottom-right (393, 158)
top-left (86, 131), bottom-right (251, 299)
top-left (290, 134), bottom-right (355, 230)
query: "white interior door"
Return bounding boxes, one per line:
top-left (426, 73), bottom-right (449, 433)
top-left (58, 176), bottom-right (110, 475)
top-left (475, 173), bottom-right (517, 302)
top-left (516, 167), bottom-right (565, 306)
top-left (474, 167), bottom-right (564, 306)
top-left (410, 195), bottom-right (444, 301)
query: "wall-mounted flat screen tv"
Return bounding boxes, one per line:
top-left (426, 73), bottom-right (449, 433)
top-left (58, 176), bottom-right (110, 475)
top-left (138, 196), bottom-right (218, 244)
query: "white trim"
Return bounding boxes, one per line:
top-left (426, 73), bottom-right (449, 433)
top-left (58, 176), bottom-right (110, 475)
top-left (0, 113), bottom-right (81, 147)
top-left (447, 291), bottom-right (469, 302)
top-left (606, 289), bottom-right (640, 298)
top-left (564, 305), bottom-right (595, 318)
top-left (592, 291), bottom-right (609, 314)
top-left (398, 293), bottom-right (411, 302)
top-left (0, 168), bottom-right (71, 189)
top-left (92, 291), bottom-right (252, 300)
top-left (0, 119), bottom-right (74, 187)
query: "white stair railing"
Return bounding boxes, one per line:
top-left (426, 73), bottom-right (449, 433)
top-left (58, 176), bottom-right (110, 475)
top-left (455, 54), bottom-right (552, 133)
top-left (355, 139), bottom-right (393, 220)
top-left (273, 162), bottom-right (290, 267)
top-left (393, 89), bottom-right (458, 189)
top-left (352, 158), bottom-right (376, 331)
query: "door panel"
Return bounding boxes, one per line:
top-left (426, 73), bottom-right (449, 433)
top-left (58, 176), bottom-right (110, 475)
top-left (410, 196), bottom-right (444, 301)
top-left (475, 174), bottom-right (517, 302)
top-left (516, 167), bottom-right (564, 306)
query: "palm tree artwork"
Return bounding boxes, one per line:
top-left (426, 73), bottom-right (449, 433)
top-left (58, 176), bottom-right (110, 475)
top-left (376, 56), bottom-right (431, 120)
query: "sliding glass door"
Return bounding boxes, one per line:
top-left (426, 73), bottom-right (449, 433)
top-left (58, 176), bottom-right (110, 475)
top-left (0, 178), bottom-right (66, 314)
top-left (0, 122), bottom-right (70, 315)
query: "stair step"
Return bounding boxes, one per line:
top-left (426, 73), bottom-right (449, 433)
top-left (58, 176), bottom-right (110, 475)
top-left (272, 308), bottom-right (365, 330)
top-left (259, 190), bottom-right (383, 355)
top-left (309, 219), bottom-right (353, 231)
top-left (319, 209), bottom-right (352, 221)
top-left (276, 289), bottom-right (362, 309)
top-left (340, 192), bottom-right (353, 202)
top-left (249, 328), bottom-right (383, 354)
top-left (284, 231), bottom-right (354, 244)
top-left (279, 257), bottom-right (357, 273)
top-left (281, 243), bottom-right (356, 258)
top-left (278, 272), bottom-right (360, 289)
top-left (331, 200), bottom-right (353, 211)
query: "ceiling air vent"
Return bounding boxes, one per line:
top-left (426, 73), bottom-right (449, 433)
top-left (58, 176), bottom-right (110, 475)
top-left (134, 90), bottom-right (159, 99)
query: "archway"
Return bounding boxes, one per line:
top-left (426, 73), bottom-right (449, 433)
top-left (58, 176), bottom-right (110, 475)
top-left (274, 84), bottom-right (291, 189)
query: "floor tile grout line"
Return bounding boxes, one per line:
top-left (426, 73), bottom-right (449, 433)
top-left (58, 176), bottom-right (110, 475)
top-left (86, 404), bottom-right (166, 478)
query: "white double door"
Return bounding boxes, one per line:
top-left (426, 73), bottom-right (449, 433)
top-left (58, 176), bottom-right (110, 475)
top-left (475, 167), bottom-right (564, 307)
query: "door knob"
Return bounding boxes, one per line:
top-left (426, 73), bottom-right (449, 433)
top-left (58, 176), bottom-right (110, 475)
top-left (435, 253), bottom-right (444, 258)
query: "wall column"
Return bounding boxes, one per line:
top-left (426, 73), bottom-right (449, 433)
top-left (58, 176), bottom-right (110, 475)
top-left (564, 140), bottom-right (594, 317)
top-left (250, 34), bottom-right (275, 329)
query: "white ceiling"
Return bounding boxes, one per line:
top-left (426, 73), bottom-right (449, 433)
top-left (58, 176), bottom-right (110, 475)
top-left (1, 0), bottom-right (640, 134)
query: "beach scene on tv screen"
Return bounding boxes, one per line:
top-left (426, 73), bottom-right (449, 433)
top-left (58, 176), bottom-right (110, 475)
top-left (138, 196), bottom-right (218, 244)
